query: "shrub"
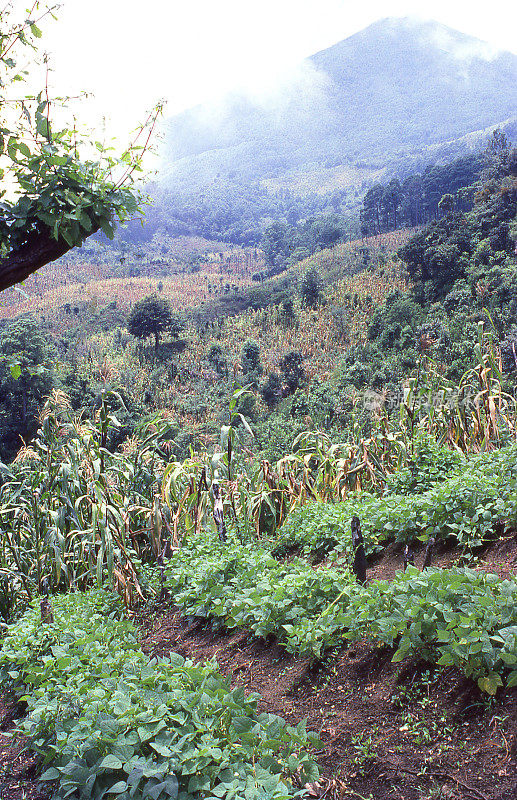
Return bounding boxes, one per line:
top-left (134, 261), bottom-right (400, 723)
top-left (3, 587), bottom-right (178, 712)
top-left (274, 445), bottom-right (517, 553)
top-left (241, 339), bottom-right (263, 387)
top-left (301, 267), bottom-right (322, 308)
top-left (279, 351), bottom-right (305, 395)
top-left (261, 372), bottom-right (282, 409)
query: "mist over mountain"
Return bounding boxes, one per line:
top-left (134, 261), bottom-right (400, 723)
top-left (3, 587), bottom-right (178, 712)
top-left (127, 16), bottom-right (517, 248)
top-left (161, 17), bottom-right (517, 196)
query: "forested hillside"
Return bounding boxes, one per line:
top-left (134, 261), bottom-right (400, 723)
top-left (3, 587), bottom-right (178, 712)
top-left (137, 17), bottom-right (517, 245)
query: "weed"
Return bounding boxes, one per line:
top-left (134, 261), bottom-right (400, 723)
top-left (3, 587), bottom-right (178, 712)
top-left (349, 733), bottom-right (377, 774)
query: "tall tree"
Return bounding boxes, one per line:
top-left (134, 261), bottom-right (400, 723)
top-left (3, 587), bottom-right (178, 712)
top-left (483, 128), bottom-right (510, 182)
top-left (301, 266), bottom-right (322, 308)
top-left (382, 179), bottom-right (402, 229)
top-left (402, 174), bottom-right (424, 227)
top-left (360, 184), bottom-right (384, 236)
top-left (127, 295), bottom-right (177, 350)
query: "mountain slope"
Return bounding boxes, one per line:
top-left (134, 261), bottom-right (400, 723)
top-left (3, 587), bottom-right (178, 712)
top-left (160, 17), bottom-right (517, 195)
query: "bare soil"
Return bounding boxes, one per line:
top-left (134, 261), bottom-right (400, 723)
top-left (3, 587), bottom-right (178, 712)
top-left (0, 694), bottom-right (50, 800)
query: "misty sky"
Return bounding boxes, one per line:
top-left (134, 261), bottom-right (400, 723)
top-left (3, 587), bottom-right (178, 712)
top-left (16, 0), bottom-right (517, 144)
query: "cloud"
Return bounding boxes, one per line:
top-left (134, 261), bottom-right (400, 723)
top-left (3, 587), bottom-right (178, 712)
top-left (413, 17), bottom-right (502, 62)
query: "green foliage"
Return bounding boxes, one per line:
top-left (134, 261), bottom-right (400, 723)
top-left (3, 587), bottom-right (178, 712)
top-left (255, 417), bottom-right (306, 463)
top-left (273, 500), bottom-right (380, 561)
top-left (0, 317), bottom-right (55, 461)
top-left (0, 392), bottom-right (171, 598)
top-left (240, 339), bottom-right (263, 387)
top-left (301, 267), bottom-right (322, 308)
top-left (162, 536), bottom-right (517, 693)
top-left (483, 128), bottom-right (513, 182)
top-left (208, 344), bottom-right (228, 377)
top-left (0, 590), bottom-right (319, 799)
top-left (164, 536), bottom-right (356, 641)
top-left (399, 214), bottom-right (473, 300)
top-left (261, 216), bottom-right (351, 273)
top-left (367, 292), bottom-right (423, 349)
top-left (261, 373), bottom-right (282, 410)
top-left (344, 137), bottom-right (517, 403)
top-left (438, 193), bottom-right (455, 217)
top-left (274, 444), bottom-right (517, 554)
top-left (128, 295), bottom-right (182, 350)
top-left (279, 299), bottom-right (297, 328)
top-left (0, 6), bottom-right (158, 288)
top-left (383, 435), bottom-right (463, 495)
top-left (279, 352), bottom-right (305, 395)
top-left (261, 222), bottom-right (294, 268)
top-left (360, 153), bottom-right (482, 236)
top-left (289, 567), bottom-right (517, 695)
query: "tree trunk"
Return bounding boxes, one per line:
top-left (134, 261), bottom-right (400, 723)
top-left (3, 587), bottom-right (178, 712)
top-left (0, 225), bottom-right (98, 293)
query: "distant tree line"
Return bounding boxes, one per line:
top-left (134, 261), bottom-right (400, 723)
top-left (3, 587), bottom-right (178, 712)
top-left (359, 153), bottom-right (483, 237)
top-left (260, 214), bottom-right (357, 273)
top-left (336, 132), bottom-right (517, 396)
top-left (118, 181), bottom-right (356, 249)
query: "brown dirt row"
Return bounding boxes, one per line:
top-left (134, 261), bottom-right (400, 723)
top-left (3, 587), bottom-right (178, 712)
top-left (1, 534), bottom-right (517, 799)
top-left (135, 535), bottom-right (517, 800)
top-left (0, 694), bottom-right (49, 800)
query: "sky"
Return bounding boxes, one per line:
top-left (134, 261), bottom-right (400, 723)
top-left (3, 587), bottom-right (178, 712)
top-left (9, 0), bottom-right (517, 146)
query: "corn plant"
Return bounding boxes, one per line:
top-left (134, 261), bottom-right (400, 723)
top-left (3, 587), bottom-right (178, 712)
top-left (397, 323), bottom-right (516, 454)
top-left (0, 391), bottom-right (172, 606)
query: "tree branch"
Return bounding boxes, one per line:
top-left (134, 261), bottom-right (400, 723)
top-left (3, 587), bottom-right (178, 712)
top-left (0, 225), bottom-right (98, 293)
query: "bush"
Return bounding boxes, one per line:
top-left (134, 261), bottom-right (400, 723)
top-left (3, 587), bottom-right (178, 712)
top-left (279, 351), bottom-right (305, 395)
top-left (301, 267), bottom-right (322, 308)
top-left (241, 339), bottom-right (263, 387)
top-left (162, 538), bottom-right (517, 694)
top-left (208, 343), bottom-right (228, 376)
top-left (255, 417), bottom-right (306, 463)
top-left (261, 372), bottom-right (282, 409)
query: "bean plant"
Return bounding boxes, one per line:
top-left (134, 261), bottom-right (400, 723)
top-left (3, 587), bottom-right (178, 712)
top-left (0, 590), bottom-right (319, 800)
top-left (274, 443), bottom-right (517, 555)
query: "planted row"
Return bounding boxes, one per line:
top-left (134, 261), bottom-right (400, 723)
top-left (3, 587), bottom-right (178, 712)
top-left (0, 590), bottom-right (319, 800)
top-left (164, 538), bottom-right (517, 694)
top-left (165, 539), bottom-right (355, 640)
top-left (286, 567), bottom-right (517, 694)
top-left (274, 444), bottom-right (517, 556)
